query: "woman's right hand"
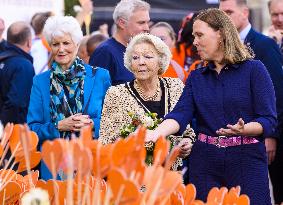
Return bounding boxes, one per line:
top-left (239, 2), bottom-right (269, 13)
top-left (57, 113), bottom-right (92, 132)
top-left (145, 119), bottom-right (180, 142)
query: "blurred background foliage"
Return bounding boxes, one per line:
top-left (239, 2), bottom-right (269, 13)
top-left (64, 0), bottom-right (79, 16)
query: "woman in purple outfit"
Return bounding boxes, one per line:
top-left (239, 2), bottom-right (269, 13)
top-left (146, 8), bottom-right (276, 205)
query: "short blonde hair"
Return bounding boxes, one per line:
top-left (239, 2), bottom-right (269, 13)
top-left (124, 33), bottom-right (172, 75)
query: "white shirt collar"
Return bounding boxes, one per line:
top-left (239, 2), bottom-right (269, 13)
top-left (239, 23), bottom-right (251, 42)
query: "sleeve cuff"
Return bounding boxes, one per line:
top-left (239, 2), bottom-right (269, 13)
top-left (254, 117), bottom-right (276, 138)
top-left (266, 127), bottom-right (280, 140)
top-left (49, 123), bottom-right (60, 139)
top-left (164, 113), bottom-right (188, 136)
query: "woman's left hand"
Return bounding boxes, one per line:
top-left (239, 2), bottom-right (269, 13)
top-left (216, 118), bottom-right (245, 136)
top-left (178, 138), bottom-right (192, 158)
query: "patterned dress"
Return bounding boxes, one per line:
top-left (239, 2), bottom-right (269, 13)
top-left (99, 77), bottom-right (196, 170)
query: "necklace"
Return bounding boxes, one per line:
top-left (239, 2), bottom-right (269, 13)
top-left (134, 79), bottom-right (160, 101)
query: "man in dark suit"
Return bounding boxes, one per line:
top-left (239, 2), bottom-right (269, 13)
top-left (267, 1), bottom-right (283, 204)
top-left (267, 0), bottom-right (283, 52)
top-left (219, 1), bottom-right (283, 204)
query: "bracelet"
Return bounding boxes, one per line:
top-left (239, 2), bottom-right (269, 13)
top-left (144, 141), bottom-right (154, 151)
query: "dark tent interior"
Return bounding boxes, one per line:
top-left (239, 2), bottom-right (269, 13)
top-left (83, 0), bottom-right (218, 34)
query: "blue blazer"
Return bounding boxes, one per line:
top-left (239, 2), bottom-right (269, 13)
top-left (28, 64), bottom-right (111, 141)
top-left (27, 65), bottom-right (111, 180)
top-left (245, 28), bottom-right (283, 140)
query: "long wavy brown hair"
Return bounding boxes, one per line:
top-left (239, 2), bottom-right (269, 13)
top-left (194, 8), bottom-right (254, 64)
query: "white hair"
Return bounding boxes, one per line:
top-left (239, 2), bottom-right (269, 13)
top-left (124, 33), bottom-right (172, 75)
top-left (43, 15), bottom-right (83, 45)
top-left (113, 0), bottom-right (150, 24)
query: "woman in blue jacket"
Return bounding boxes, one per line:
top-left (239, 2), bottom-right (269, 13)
top-left (27, 16), bottom-right (111, 180)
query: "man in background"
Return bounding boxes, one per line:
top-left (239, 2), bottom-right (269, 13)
top-left (268, 0), bottom-right (283, 53)
top-left (30, 11), bottom-right (53, 75)
top-left (0, 21), bottom-right (35, 125)
top-left (267, 1), bottom-right (283, 204)
top-left (89, 0), bottom-right (150, 85)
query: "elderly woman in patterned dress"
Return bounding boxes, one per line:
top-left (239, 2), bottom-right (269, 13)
top-left (99, 33), bottom-right (195, 170)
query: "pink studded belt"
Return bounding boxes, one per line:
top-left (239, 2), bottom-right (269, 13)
top-left (198, 133), bottom-right (259, 148)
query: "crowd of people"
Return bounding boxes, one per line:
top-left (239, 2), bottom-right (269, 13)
top-left (1, 0), bottom-right (283, 204)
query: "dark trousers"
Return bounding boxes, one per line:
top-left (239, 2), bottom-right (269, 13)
top-left (269, 145), bottom-right (283, 204)
top-left (188, 140), bottom-right (271, 205)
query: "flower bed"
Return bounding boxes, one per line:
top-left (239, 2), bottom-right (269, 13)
top-left (0, 123), bottom-right (250, 205)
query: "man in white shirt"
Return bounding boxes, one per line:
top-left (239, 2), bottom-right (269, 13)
top-left (30, 12), bottom-right (52, 75)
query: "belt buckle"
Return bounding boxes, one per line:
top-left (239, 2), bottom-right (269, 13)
top-left (216, 135), bottom-right (227, 148)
